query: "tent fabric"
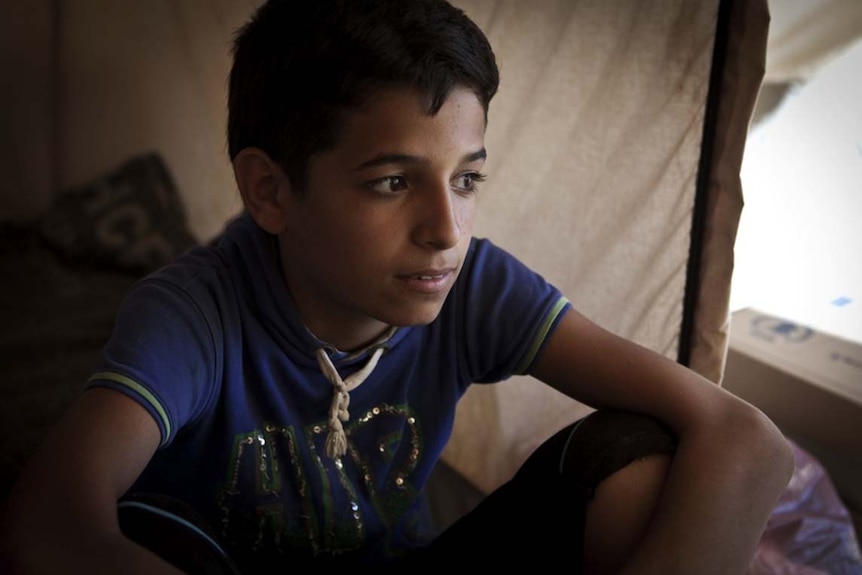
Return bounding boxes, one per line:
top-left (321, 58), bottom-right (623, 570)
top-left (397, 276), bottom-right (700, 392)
top-left (684, 0), bottom-right (770, 385)
top-left (0, 0), bottom-right (765, 495)
top-left (443, 0), bottom-right (770, 494)
top-left (51, 0), bottom-right (257, 243)
top-left (763, 0), bottom-right (862, 83)
top-left (0, 1), bottom-right (55, 223)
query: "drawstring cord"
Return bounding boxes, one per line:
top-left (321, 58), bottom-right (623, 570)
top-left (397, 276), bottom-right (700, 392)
top-left (315, 346), bottom-right (386, 459)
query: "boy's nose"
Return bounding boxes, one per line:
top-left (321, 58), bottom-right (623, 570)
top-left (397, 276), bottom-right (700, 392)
top-left (412, 184), bottom-right (462, 250)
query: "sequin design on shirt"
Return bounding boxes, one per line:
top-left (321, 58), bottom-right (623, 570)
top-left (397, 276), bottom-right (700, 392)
top-left (215, 402), bottom-right (423, 558)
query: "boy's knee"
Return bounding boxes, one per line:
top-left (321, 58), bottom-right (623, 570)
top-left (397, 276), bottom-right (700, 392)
top-left (584, 452), bottom-right (673, 574)
top-left (438, 410), bottom-right (676, 566)
top-left (555, 409), bottom-right (677, 494)
top-left (547, 409), bottom-right (676, 574)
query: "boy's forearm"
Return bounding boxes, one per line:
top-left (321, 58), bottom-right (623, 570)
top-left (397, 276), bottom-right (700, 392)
top-left (1, 451), bottom-right (181, 574)
top-left (618, 408), bottom-right (794, 575)
top-left (1, 524), bottom-right (185, 575)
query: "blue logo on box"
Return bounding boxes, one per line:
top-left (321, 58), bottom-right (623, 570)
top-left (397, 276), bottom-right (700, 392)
top-left (751, 316), bottom-right (814, 343)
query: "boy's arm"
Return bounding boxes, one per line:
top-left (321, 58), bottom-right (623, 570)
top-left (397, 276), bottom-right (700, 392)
top-left (530, 308), bottom-right (795, 575)
top-left (0, 388), bottom-right (184, 574)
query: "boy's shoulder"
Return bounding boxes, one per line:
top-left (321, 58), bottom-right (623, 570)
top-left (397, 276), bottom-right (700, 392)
top-left (140, 242), bottom-right (230, 295)
top-left (142, 213), bottom-right (255, 290)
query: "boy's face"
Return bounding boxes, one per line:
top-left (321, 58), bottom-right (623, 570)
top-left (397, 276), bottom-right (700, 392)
top-left (276, 85), bottom-right (487, 351)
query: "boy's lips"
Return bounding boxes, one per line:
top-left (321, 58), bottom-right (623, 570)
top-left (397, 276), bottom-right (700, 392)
top-left (396, 267), bottom-right (457, 293)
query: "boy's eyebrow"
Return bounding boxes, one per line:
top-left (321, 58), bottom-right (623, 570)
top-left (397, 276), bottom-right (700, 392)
top-left (463, 149), bottom-right (487, 163)
top-left (352, 148), bottom-right (487, 171)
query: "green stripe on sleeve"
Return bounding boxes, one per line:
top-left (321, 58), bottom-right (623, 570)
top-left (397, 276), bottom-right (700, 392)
top-left (87, 371), bottom-right (172, 444)
top-left (514, 296), bottom-right (570, 375)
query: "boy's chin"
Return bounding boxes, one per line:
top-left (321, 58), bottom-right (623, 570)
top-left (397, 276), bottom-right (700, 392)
top-left (382, 302), bottom-right (446, 328)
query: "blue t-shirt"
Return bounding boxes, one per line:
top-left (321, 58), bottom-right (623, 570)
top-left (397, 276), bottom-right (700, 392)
top-left (89, 213), bottom-right (570, 567)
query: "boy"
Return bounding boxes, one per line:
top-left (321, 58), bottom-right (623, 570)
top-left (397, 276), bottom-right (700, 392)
top-left (0, 0), bottom-right (794, 573)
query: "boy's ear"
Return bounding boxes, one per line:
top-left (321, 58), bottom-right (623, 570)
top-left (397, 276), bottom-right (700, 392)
top-left (233, 147), bottom-right (292, 235)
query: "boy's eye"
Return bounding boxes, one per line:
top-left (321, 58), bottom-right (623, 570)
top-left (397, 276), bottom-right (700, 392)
top-left (453, 172), bottom-right (487, 193)
top-left (366, 175), bottom-right (409, 195)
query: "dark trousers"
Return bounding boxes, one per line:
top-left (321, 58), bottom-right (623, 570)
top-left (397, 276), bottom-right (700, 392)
top-left (409, 409), bottom-right (677, 570)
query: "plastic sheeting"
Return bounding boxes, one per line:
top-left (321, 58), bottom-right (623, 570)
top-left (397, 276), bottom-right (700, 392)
top-left (748, 440), bottom-right (862, 575)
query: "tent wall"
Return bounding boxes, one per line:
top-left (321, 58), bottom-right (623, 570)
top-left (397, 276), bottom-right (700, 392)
top-left (0, 1), bottom-right (55, 223)
top-left (0, 1), bottom-right (768, 495)
top-left (684, 0), bottom-right (770, 384)
top-left (442, 0), bottom-right (769, 493)
top-left (763, 0), bottom-right (862, 83)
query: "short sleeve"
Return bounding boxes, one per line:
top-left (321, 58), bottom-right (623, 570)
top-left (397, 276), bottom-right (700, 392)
top-left (457, 238), bottom-right (571, 383)
top-left (87, 277), bottom-right (220, 447)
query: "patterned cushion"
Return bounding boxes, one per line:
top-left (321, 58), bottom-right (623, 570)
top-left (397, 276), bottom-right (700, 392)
top-left (39, 153), bottom-right (197, 272)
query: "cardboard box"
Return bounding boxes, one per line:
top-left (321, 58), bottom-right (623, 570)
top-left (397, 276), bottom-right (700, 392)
top-left (723, 308), bottom-right (862, 517)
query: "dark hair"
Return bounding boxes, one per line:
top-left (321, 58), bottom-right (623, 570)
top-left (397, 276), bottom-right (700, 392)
top-left (228, 0), bottom-right (499, 190)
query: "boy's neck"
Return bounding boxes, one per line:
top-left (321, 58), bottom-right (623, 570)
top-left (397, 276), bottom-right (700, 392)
top-left (317, 325), bottom-right (399, 359)
top-left (263, 228), bottom-right (393, 352)
top-left (306, 319), bottom-right (395, 354)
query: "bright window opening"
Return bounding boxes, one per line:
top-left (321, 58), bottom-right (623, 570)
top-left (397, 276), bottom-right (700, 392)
top-left (731, 37), bottom-right (862, 344)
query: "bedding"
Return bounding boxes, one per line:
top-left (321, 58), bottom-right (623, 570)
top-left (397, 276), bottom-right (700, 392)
top-left (0, 153), bottom-right (195, 497)
top-left (0, 223), bottom-right (139, 496)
